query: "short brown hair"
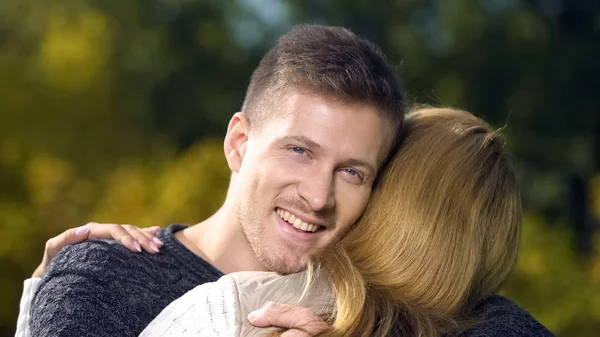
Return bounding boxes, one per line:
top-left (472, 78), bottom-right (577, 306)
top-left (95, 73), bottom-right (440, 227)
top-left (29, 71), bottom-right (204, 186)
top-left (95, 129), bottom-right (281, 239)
top-left (242, 24), bottom-right (404, 143)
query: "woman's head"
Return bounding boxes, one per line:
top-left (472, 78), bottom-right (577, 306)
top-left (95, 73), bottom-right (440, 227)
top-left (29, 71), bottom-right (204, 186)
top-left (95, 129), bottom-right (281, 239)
top-left (321, 107), bottom-right (522, 336)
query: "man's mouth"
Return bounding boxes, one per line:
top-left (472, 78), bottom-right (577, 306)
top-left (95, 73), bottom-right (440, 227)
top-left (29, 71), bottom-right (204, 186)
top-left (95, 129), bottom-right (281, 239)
top-left (276, 208), bottom-right (323, 233)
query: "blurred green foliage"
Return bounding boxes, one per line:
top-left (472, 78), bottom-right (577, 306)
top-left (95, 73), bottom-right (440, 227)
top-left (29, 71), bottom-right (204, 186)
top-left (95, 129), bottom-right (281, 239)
top-left (0, 0), bottom-right (598, 336)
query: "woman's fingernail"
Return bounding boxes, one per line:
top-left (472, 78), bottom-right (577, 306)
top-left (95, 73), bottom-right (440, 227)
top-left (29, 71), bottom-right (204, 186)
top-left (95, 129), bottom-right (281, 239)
top-left (247, 312), bottom-right (257, 322)
top-left (152, 237), bottom-right (164, 246)
top-left (150, 242), bottom-right (160, 252)
top-left (133, 241), bottom-right (142, 252)
top-left (76, 225), bottom-right (90, 236)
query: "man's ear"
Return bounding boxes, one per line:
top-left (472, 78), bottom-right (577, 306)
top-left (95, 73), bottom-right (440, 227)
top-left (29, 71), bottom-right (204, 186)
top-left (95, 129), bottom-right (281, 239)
top-left (224, 112), bottom-right (250, 172)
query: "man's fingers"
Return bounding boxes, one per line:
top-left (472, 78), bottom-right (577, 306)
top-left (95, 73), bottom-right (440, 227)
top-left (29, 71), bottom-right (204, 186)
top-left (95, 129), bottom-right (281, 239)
top-left (248, 302), bottom-right (330, 336)
top-left (280, 330), bottom-right (311, 337)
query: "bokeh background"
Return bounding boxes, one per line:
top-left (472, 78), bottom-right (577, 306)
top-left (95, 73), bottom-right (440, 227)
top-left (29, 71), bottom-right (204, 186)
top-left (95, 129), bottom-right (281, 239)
top-left (1, 0), bottom-right (599, 336)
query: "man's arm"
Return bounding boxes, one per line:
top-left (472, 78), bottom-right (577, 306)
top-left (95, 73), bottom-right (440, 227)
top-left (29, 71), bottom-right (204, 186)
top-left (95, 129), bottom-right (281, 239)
top-left (30, 241), bottom-right (150, 337)
top-left (458, 296), bottom-right (554, 337)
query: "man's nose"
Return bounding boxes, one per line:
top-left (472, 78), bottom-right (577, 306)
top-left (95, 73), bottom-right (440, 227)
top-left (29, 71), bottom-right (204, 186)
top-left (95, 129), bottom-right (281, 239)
top-left (297, 170), bottom-right (335, 211)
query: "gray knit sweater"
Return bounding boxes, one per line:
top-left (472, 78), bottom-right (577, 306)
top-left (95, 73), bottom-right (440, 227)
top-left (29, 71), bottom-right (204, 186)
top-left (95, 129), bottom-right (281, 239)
top-left (30, 225), bottom-right (553, 337)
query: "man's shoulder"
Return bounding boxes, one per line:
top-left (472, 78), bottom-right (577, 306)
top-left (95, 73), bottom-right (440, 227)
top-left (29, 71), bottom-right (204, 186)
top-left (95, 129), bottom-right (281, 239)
top-left (45, 239), bottom-right (145, 279)
top-left (43, 224), bottom-right (224, 286)
top-left (31, 241), bottom-right (154, 336)
top-left (460, 295), bottom-right (554, 337)
top-left (30, 230), bottom-right (220, 337)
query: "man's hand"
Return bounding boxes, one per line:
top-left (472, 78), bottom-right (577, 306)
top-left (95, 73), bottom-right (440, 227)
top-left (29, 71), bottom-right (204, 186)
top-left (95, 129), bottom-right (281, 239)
top-left (247, 302), bottom-right (330, 336)
top-left (32, 223), bottom-right (162, 277)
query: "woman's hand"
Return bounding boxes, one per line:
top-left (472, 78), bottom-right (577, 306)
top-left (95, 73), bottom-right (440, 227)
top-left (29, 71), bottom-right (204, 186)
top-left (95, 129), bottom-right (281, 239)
top-left (32, 222), bottom-right (163, 278)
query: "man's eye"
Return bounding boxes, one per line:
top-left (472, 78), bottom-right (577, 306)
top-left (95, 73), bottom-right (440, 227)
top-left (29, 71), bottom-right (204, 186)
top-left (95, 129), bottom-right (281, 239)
top-left (291, 147), bottom-right (306, 155)
top-left (344, 168), bottom-right (358, 176)
top-left (339, 168), bottom-right (365, 184)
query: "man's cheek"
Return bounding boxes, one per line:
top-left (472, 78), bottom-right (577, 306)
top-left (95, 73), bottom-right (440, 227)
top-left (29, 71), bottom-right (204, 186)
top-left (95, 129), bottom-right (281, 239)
top-left (346, 191), bottom-right (372, 219)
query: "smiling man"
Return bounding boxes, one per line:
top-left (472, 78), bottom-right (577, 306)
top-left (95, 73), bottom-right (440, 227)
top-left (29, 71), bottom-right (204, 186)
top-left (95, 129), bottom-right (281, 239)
top-left (177, 89), bottom-right (392, 277)
top-left (214, 90), bottom-right (390, 275)
top-left (30, 24), bottom-right (404, 337)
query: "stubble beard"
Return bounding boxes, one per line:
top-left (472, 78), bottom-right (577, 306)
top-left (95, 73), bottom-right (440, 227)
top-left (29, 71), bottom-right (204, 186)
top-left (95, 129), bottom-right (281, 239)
top-left (236, 196), bottom-right (312, 275)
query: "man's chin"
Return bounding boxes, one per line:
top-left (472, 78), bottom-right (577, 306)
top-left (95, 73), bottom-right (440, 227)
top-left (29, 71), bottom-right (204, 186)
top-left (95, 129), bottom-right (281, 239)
top-left (264, 259), bottom-right (308, 275)
top-left (258, 251), bottom-right (312, 275)
top-left (277, 263), bottom-right (310, 275)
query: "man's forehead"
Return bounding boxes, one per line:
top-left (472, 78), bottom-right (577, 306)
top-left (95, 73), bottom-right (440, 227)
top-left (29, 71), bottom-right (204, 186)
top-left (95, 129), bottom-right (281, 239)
top-left (259, 89), bottom-right (392, 164)
top-left (274, 124), bottom-right (383, 169)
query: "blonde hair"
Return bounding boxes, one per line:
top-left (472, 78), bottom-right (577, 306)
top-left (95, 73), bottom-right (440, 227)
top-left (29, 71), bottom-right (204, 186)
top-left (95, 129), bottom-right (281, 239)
top-left (317, 107), bottom-right (522, 336)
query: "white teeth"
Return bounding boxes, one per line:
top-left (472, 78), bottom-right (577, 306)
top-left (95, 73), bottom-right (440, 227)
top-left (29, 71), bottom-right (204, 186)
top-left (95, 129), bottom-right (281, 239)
top-left (276, 208), bottom-right (320, 233)
top-left (300, 222), bottom-right (309, 231)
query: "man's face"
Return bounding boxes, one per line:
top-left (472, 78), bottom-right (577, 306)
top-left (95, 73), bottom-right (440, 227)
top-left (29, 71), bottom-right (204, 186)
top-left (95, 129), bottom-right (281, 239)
top-left (229, 89), bottom-right (388, 274)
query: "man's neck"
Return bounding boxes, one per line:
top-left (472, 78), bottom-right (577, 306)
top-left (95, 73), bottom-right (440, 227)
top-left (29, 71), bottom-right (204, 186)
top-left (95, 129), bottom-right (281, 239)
top-left (175, 206), bottom-right (268, 274)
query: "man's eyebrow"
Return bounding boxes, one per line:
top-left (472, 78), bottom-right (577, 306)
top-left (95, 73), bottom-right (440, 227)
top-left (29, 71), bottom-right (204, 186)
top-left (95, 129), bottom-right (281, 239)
top-left (281, 135), bottom-right (324, 152)
top-left (281, 135), bottom-right (378, 176)
top-left (341, 158), bottom-right (377, 177)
